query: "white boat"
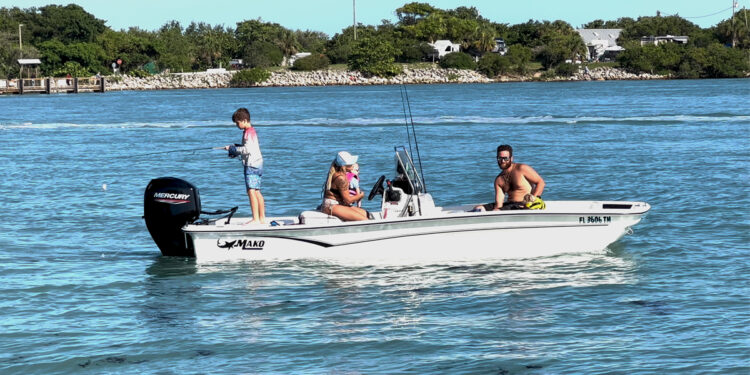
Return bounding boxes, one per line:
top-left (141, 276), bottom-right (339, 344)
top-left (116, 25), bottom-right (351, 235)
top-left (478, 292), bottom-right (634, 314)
top-left (144, 146), bottom-right (650, 263)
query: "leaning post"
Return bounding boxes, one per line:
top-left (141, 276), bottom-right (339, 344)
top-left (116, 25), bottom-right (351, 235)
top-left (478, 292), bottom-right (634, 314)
top-left (73, 77), bottom-right (79, 93)
top-left (45, 77), bottom-right (51, 94)
top-left (18, 78), bottom-right (23, 95)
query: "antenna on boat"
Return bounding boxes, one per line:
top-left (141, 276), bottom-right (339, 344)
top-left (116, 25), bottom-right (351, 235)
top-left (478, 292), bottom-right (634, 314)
top-left (399, 85), bottom-right (426, 191)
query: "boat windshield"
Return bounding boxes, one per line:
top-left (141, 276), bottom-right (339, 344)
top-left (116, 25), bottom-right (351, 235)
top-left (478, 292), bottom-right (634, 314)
top-left (394, 146), bottom-right (425, 194)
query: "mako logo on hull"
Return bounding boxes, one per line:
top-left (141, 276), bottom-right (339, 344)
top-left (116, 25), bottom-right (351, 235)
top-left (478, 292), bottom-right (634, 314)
top-left (153, 192), bottom-right (191, 204)
top-left (217, 239), bottom-right (265, 251)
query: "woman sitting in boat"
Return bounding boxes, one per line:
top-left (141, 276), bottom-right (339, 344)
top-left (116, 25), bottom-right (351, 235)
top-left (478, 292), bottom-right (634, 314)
top-left (321, 151), bottom-right (369, 221)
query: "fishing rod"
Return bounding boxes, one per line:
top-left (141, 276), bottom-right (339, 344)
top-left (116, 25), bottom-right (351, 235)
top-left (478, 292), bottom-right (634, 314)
top-left (400, 85), bottom-right (427, 192)
top-left (399, 86), bottom-right (415, 160)
top-left (125, 147), bottom-right (225, 158)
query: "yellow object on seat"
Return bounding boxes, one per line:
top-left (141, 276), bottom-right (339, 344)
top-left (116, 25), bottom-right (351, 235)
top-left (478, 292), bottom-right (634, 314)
top-left (525, 197), bottom-right (546, 210)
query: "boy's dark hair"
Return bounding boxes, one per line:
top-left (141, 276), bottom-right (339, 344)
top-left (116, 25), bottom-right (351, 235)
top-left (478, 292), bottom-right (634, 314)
top-left (232, 108), bottom-right (251, 123)
top-left (497, 144), bottom-right (513, 157)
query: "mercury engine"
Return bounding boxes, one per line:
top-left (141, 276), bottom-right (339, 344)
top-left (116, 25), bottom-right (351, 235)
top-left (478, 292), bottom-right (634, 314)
top-left (144, 177), bottom-right (201, 257)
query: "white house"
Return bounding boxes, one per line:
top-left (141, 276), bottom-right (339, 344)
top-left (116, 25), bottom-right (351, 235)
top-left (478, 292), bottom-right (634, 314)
top-left (576, 29), bottom-right (624, 61)
top-left (428, 40), bottom-right (461, 60)
top-left (640, 35), bottom-right (689, 46)
top-left (287, 52), bottom-right (312, 66)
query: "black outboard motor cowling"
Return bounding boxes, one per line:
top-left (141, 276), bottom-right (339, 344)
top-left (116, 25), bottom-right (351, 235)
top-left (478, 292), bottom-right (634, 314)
top-left (144, 177), bottom-right (201, 257)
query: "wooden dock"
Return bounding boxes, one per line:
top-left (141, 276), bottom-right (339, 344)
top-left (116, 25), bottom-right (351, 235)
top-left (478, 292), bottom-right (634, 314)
top-left (0, 77), bottom-right (105, 95)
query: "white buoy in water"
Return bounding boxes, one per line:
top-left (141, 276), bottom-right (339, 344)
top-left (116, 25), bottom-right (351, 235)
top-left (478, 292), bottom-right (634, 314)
top-left (102, 183), bottom-right (107, 191)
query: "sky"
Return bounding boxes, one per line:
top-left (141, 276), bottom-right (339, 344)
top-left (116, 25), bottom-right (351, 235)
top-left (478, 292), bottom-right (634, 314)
top-left (5, 0), bottom-right (748, 35)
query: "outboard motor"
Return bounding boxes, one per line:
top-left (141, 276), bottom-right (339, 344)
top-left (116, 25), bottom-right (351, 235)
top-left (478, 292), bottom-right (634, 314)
top-left (144, 177), bottom-right (201, 257)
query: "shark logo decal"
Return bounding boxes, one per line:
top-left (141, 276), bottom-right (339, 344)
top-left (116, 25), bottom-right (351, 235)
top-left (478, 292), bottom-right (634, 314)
top-left (217, 239), bottom-right (265, 250)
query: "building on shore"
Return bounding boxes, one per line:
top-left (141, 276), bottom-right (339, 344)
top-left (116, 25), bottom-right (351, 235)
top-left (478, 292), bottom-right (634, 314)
top-left (229, 59), bottom-right (243, 70)
top-left (490, 38), bottom-right (508, 55)
top-left (640, 35), bottom-right (689, 46)
top-left (576, 29), bottom-right (624, 62)
top-left (18, 58), bottom-right (42, 79)
top-left (428, 40), bottom-right (461, 61)
top-left (287, 52), bottom-right (312, 67)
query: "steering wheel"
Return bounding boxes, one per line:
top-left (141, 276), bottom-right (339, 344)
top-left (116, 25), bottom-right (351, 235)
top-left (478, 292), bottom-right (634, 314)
top-left (368, 175), bottom-right (386, 201)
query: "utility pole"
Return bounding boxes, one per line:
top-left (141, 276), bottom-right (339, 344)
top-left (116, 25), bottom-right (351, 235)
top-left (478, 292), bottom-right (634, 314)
top-left (18, 23), bottom-right (23, 57)
top-left (353, 0), bottom-right (357, 40)
top-left (732, 0), bottom-right (737, 47)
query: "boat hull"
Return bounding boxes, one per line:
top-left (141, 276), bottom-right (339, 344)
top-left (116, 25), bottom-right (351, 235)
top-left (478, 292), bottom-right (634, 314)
top-left (185, 201), bottom-right (649, 263)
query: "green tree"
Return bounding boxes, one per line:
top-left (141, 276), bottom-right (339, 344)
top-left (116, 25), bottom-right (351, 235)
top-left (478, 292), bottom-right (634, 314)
top-left (701, 43), bottom-right (749, 77)
top-left (396, 39), bottom-right (433, 62)
top-left (326, 25), bottom-right (377, 63)
top-left (506, 44), bottom-right (532, 74)
top-left (235, 19), bottom-right (298, 60)
top-left (447, 6), bottom-right (485, 21)
top-left (96, 28), bottom-right (160, 73)
top-left (714, 8), bottom-right (750, 48)
top-left (33, 4), bottom-right (106, 44)
top-left (295, 30), bottom-right (329, 53)
top-left (469, 23), bottom-right (497, 54)
top-left (347, 36), bottom-right (402, 77)
top-left (186, 22), bottom-right (234, 69)
top-left (409, 12), bottom-right (448, 42)
top-left (537, 33), bottom-right (585, 69)
top-left (276, 28), bottom-right (299, 59)
top-left (0, 30), bottom-right (40, 78)
top-left (155, 21), bottom-right (193, 72)
top-left (395, 2), bottom-right (438, 25)
top-left (243, 40), bottom-right (283, 68)
top-left (617, 42), bottom-right (656, 73)
top-left (37, 39), bottom-right (107, 75)
top-left (581, 17), bottom-right (636, 30)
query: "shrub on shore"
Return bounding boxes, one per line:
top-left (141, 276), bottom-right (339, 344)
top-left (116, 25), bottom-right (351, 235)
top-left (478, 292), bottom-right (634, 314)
top-left (439, 52), bottom-right (476, 70)
top-left (477, 54), bottom-right (511, 77)
top-left (230, 68), bottom-right (271, 87)
top-left (555, 63), bottom-right (577, 77)
top-left (292, 54), bottom-right (330, 71)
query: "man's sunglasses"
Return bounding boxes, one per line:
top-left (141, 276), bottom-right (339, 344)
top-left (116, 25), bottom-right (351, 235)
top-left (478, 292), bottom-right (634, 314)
top-left (497, 156), bottom-right (510, 162)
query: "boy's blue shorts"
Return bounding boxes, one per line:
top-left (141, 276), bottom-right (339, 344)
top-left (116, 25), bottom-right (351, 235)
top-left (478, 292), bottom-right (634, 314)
top-left (244, 166), bottom-right (262, 190)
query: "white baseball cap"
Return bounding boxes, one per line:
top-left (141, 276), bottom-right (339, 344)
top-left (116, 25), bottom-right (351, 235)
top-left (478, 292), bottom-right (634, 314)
top-left (335, 151), bottom-right (358, 166)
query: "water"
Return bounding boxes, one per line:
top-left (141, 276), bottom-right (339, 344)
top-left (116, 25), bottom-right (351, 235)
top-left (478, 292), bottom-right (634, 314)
top-left (1, 79), bottom-right (748, 374)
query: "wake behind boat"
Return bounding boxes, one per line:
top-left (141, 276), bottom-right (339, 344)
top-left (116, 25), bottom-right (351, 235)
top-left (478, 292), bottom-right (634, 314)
top-left (144, 146), bottom-right (650, 262)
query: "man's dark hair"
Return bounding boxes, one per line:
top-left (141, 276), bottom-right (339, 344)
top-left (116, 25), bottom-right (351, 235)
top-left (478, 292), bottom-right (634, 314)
top-left (232, 108), bottom-right (251, 122)
top-left (497, 144), bottom-right (513, 157)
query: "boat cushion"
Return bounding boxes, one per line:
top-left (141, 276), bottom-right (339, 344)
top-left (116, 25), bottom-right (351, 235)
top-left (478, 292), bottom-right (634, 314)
top-left (298, 210), bottom-right (342, 224)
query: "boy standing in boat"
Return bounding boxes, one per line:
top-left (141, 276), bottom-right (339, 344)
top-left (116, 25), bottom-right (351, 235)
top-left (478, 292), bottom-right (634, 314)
top-left (224, 108), bottom-right (266, 224)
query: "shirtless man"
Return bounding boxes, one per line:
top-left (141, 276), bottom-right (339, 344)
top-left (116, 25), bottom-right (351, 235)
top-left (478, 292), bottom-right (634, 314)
top-left (476, 144), bottom-right (545, 211)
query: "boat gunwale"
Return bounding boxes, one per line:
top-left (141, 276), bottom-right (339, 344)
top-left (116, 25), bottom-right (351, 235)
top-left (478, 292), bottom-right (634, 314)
top-left (184, 202), bottom-right (649, 234)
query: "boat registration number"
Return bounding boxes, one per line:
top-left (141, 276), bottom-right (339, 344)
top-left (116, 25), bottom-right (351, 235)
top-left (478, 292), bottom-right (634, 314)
top-left (579, 216), bottom-right (611, 224)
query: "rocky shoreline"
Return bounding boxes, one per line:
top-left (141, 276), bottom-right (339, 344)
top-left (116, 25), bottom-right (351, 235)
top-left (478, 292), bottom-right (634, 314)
top-left (104, 66), bottom-right (664, 91)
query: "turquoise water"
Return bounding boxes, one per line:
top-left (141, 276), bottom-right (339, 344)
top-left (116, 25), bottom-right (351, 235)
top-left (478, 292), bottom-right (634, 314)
top-left (1, 79), bottom-right (748, 373)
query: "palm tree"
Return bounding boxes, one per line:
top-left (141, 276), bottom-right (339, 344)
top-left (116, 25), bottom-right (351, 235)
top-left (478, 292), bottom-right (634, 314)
top-left (472, 25), bottom-right (497, 53)
top-left (276, 29), bottom-right (299, 58)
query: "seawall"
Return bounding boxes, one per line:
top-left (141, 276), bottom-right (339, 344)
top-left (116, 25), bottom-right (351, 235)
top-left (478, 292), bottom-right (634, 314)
top-left (104, 67), bottom-right (664, 91)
